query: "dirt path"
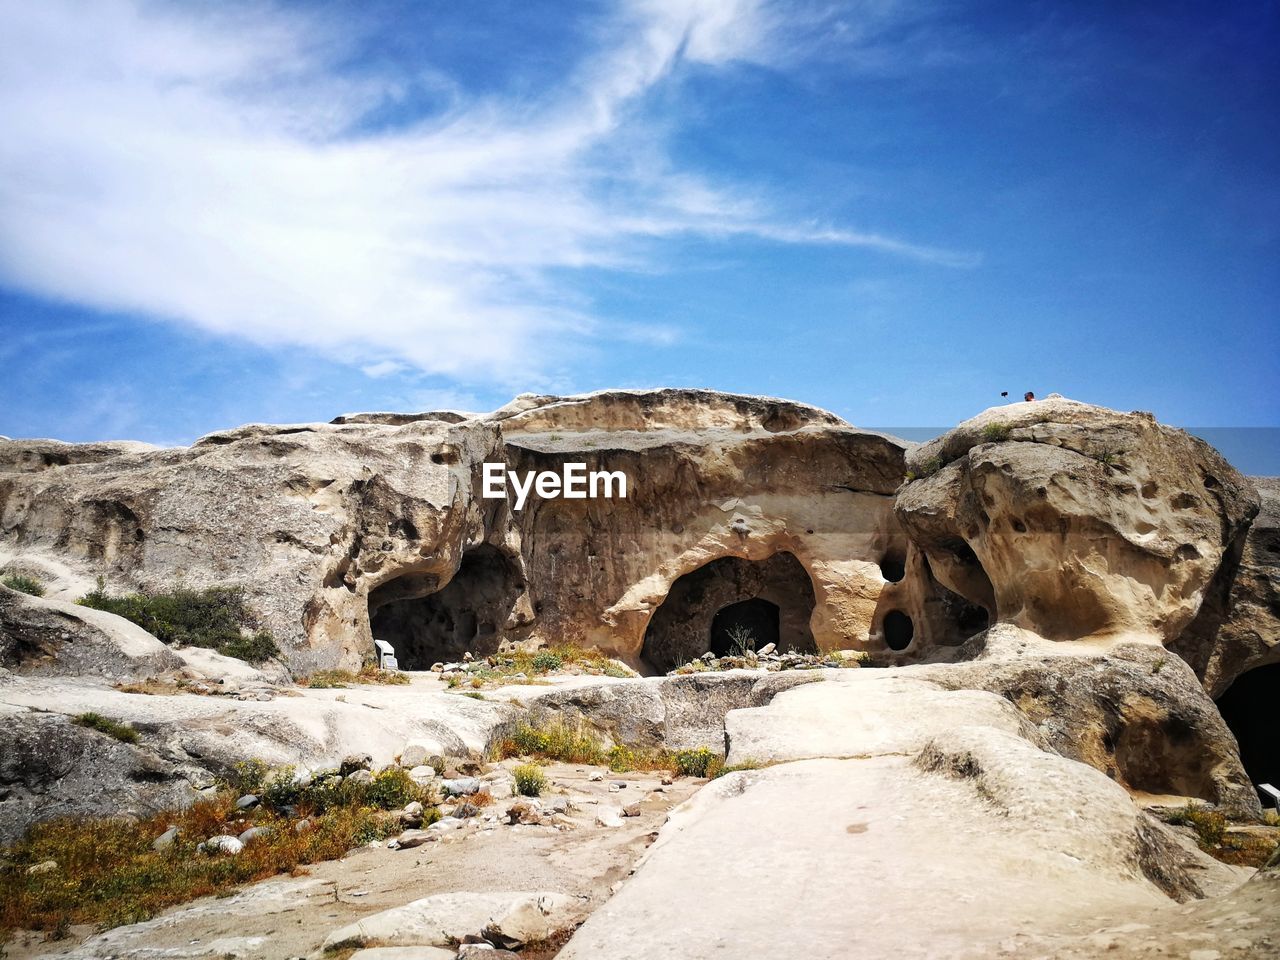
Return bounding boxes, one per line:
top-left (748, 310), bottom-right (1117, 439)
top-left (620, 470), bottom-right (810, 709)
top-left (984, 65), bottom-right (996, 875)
top-left (7, 764), bottom-right (701, 960)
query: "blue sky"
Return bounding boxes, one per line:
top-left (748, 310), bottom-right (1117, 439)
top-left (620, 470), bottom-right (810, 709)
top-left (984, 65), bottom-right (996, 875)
top-left (1, 1), bottom-right (1276, 469)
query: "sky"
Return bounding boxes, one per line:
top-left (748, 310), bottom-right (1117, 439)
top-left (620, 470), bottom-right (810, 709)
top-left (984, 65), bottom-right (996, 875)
top-left (1, 0), bottom-right (1277, 469)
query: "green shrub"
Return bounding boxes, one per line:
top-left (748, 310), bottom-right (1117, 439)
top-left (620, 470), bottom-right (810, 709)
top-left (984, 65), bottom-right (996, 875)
top-left (72, 712), bottom-right (139, 744)
top-left (531, 651), bottom-right (563, 673)
top-left (513, 763), bottom-right (547, 797)
top-left (77, 582), bottom-right (277, 662)
top-left (2, 573), bottom-right (44, 596)
top-left (712, 759), bottom-right (761, 779)
top-left (1091, 443), bottom-right (1123, 468)
top-left (226, 758), bottom-right (269, 795)
top-left (216, 630), bottom-right (279, 664)
top-left (364, 767), bottom-right (420, 809)
top-left (980, 423), bottom-right (1011, 443)
top-left (673, 747), bottom-right (716, 778)
top-left (905, 456), bottom-right (944, 482)
top-left (260, 765), bottom-right (302, 809)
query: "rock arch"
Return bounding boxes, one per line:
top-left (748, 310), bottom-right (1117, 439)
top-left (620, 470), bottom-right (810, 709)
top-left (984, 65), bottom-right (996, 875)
top-left (640, 551), bottom-right (818, 673)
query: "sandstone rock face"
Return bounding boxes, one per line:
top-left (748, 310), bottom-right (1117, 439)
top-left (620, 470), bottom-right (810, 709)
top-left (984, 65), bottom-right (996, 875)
top-left (895, 398), bottom-right (1259, 653)
top-left (0, 390), bottom-right (911, 674)
top-left (1172, 476), bottom-right (1280, 697)
top-left (0, 390), bottom-right (1272, 707)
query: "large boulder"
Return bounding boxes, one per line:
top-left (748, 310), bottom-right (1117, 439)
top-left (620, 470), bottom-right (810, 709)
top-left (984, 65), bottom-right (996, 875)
top-left (895, 397), bottom-right (1258, 649)
top-left (922, 630), bottom-right (1260, 815)
top-left (0, 584), bottom-right (184, 679)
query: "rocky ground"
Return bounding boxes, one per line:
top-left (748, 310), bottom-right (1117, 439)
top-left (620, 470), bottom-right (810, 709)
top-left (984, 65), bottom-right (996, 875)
top-left (2, 392), bottom-right (1277, 958)
top-left (2, 658), bottom-right (1277, 960)
top-left (4, 760), bottom-right (698, 960)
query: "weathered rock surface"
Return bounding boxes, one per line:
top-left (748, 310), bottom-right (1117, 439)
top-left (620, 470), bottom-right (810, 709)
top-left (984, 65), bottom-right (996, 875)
top-left (0, 676), bottom-right (513, 843)
top-left (321, 890), bottom-right (583, 951)
top-left (560, 669), bottom-right (1244, 960)
top-left (0, 583), bottom-right (184, 679)
top-left (923, 630), bottom-right (1261, 814)
top-left (1173, 475), bottom-right (1280, 696)
top-left (895, 398), bottom-right (1258, 652)
top-left (0, 711), bottom-right (199, 843)
top-left (0, 390), bottom-right (910, 675)
top-left (512, 669), bottom-right (822, 752)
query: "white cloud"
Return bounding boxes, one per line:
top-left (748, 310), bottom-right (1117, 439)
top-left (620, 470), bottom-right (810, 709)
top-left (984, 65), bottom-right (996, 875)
top-left (0, 0), bottom-right (974, 385)
top-left (360, 360), bottom-right (408, 379)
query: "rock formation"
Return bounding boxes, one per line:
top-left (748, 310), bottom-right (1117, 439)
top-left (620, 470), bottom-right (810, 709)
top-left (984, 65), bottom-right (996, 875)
top-left (2, 393), bottom-right (1276, 791)
top-left (1, 389), bottom-right (1278, 958)
top-left (0, 390), bottom-right (912, 675)
top-left (895, 396), bottom-right (1259, 650)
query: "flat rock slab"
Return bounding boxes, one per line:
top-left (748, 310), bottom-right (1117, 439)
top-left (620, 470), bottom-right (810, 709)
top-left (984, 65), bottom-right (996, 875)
top-left (559, 746), bottom-right (1182, 960)
top-left (723, 670), bottom-right (1028, 765)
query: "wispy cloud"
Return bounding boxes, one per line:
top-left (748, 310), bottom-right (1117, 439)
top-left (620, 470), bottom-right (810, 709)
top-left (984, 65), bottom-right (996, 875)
top-left (0, 0), bottom-right (975, 385)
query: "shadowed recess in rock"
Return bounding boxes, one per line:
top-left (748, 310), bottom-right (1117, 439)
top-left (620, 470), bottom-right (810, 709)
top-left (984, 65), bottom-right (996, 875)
top-left (370, 544), bottom-right (522, 669)
top-left (641, 551), bottom-right (817, 673)
top-left (881, 610), bottom-right (914, 651)
top-left (1215, 662), bottom-right (1280, 804)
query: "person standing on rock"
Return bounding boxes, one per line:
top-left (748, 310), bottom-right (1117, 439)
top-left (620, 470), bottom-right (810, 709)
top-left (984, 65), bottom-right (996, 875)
top-left (1024, 391), bottom-right (1036, 402)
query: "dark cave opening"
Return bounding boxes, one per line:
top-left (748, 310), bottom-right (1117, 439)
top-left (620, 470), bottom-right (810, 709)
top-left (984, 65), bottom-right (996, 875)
top-left (369, 544), bottom-right (521, 670)
top-left (710, 598), bottom-right (781, 658)
top-left (1216, 662), bottom-right (1280, 804)
top-left (879, 552), bottom-right (906, 583)
top-left (641, 552), bottom-right (817, 673)
top-left (882, 610), bottom-right (914, 651)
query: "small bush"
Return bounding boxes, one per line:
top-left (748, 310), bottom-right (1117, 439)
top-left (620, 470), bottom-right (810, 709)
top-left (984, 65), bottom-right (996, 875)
top-left (1164, 803), bottom-right (1278, 866)
top-left (2, 573), bottom-right (44, 596)
top-left (531, 651), bottom-right (563, 673)
top-left (216, 630), bottom-right (279, 664)
top-left (712, 759), bottom-right (762, 779)
top-left (72, 712), bottom-right (139, 744)
top-left (77, 582), bottom-right (277, 662)
top-left (513, 763), bottom-right (547, 797)
top-left (357, 665), bottom-right (409, 685)
top-left (1092, 444), bottom-right (1123, 468)
top-left (226, 758), bottom-right (269, 795)
top-left (980, 423), bottom-right (1012, 443)
top-left (673, 747), bottom-right (716, 778)
top-left (725, 624), bottom-right (756, 658)
top-left (364, 767), bottom-right (420, 810)
top-left (905, 456), bottom-right (943, 482)
top-left (261, 765), bottom-right (303, 809)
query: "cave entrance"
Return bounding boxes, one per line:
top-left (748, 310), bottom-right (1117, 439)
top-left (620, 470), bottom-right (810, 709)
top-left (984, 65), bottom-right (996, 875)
top-left (369, 544), bottom-right (521, 670)
top-left (710, 598), bottom-right (780, 658)
top-left (641, 551), bottom-right (817, 673)
top-left (1216, 662), bottom-right (1280, 804)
